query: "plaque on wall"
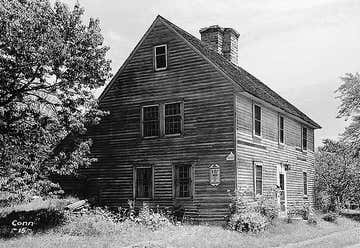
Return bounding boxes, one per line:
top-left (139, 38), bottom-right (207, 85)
top-left (209, 164), bottom-right (220, 186)
top-left (226, 152), bottom-right (235, 161)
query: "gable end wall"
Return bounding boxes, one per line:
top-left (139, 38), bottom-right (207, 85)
top-left (85, 20), bottom-right (237, 221)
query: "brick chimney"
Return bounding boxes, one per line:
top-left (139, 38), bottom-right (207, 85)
top-left (200, 25), bottom-right (240, 65)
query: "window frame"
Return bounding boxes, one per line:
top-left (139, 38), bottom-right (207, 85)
top-left (303, 171), bottom-right (308, 197)
top-left (173, 164), bottom-right (192, 199)
top-left (278, 115), bottom-right (285, 144)
top-left (141, 104), bottom-right (160, 139)
top-left (154, 44), bottom-right (167, 71)
top-left (253, 162), bottom-right (263, 196)
top-left (302, 126), bottom-right (308, 151)
top-left (163, 102), bottom-right (184, 137)
top-left (253, 104), bottom-right (262, 138)
top-left (133, 165), bottom-right (154, 200)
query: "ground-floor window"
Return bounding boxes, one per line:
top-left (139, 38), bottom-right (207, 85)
top-left (135, 167), bottom-right (153, 198)
top-left (174, 165), bottom-right (192, 198)
top-left (254, 162), bottom-right (263, 195)
top-left (303, 171), bottom-right (308, 196)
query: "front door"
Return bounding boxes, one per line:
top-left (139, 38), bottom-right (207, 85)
top-left (277, 164), bottom-right (287, 216)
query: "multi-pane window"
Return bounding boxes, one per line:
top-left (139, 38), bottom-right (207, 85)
top-left (136, 167), bottom-right (152, 198)
top-left (175, 165), bottom-right (191, 198)
top-left (142, 106), bottom-right (159, 137)
top-left (142, 103), bottom-right (183, 138)
top-left (303, 172), bottom-right (308, 196)
top-left (165, 103), bottom-right (182, 135)
top-left (279, 116), bottom-right (284, 144)
top-left (254, 163), bottom-right (263, 195)
top-left (154, 44), bottom-right (167, 71)
top-left (254, 105), bottom-right (261, 136)
top-left (302, 127), bottom-right (308, 150)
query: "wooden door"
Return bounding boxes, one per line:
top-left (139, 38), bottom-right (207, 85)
top-left (277, 164), bottom-right (287, 216)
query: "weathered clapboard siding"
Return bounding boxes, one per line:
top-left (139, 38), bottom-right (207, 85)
top-left (83, 20), bottom-right (236, 221)
top-left (235, 94), bottom-right (316, 207)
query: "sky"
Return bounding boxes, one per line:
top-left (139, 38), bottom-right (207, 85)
top-left (61, 0), bottom-right (360, 147)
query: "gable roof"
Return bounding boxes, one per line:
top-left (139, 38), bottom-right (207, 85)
top-left (100, 15), bottom-right (321, 129)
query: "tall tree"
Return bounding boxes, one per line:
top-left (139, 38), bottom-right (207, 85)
top-left (336, 72), bottom-right (360, 156)
top-left (315, 139), bottom-right (359, 211)
top-left (0, 0), bottom-right (111, 203)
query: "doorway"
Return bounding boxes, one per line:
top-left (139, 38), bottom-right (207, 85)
top-left (277, 164), bottom-right (287, 216)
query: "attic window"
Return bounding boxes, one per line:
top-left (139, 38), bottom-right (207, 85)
top-left (154, 44), bottom-right (167, 71)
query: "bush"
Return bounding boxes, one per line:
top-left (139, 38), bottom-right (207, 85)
top-left (58, 202), bottom-right (173, 236)
top-left (255, 193), bottom-right (279, 221)
top-left (228, 211), bottom-right (268, 233)
top-left (227, 188), bottom-right (278, 233)
top-left (59, 208), bottom-right (117, 236)
top-left (322, 212), bottom-right (338, 223)
top-left (307, 213), bottom-right (318, 225)
top-left (134, 203), bottom-right (172, 230)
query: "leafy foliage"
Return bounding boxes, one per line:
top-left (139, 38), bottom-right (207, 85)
top-left (228, 211), bottom-right (268, 233)
top-left (227, 188), bottom-right (278, 233)
top-left (255, 192), bottom-right (279, 221)
top-left (0, 0), bottom-right (111, 202)
top-left (315, 139), bottom-right (360, 212)
top-left (134, 203), bottom-right (172, 230)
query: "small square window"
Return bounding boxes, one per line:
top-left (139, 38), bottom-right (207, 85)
top-left (254, 105), bottom-right (261, 137)
top-left (154, 45), bottom-right (167, 71)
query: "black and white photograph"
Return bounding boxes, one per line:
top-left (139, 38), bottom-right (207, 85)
top-left (1, 0), bottom-right (360, 247)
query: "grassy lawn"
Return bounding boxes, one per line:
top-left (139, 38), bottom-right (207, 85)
top-left (1, 217), bottom-right (360, 248)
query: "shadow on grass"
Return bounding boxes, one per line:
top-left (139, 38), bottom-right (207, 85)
top-left (340, 210), bottom-right (360, 222)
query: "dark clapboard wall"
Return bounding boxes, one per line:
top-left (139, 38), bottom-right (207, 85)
top-left (85, 19), bottom-right (236, 222)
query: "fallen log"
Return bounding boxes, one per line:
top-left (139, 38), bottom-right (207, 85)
top-left (65, 200), bottom-right (87, 211)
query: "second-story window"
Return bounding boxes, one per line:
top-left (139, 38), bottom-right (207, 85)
top-left (279, 115), bottom-right (284, 144)
top-left (142, 106), bottom-right (160, 137)
top-left (165, 103), bottom-right (182, 135)
top-left (253, 104), bottom-right (262, 137)
top-left (302, 127), bottom-right (308, 150)
top-left (154, 44), bottom-right (167, 71)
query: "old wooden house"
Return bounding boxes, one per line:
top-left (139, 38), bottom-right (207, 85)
top-left (82, 15), bottom-right (321, 222)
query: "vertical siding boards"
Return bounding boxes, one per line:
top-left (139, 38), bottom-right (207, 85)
top-left (235, 94), bottom-right (316, 207)
top-left (87, 21), bottom-right (236, 220)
